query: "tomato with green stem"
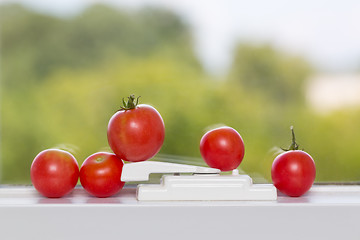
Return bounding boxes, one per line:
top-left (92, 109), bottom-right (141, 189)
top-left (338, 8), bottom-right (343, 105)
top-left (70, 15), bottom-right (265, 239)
top-left (107, 95), bottom-right (165, 162)
top-left (271, 126), bottom-right (316, 197)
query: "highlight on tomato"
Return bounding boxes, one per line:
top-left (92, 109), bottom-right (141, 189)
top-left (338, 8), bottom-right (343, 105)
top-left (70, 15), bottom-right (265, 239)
top-left (107, 94), bottom-right (165, 162)
top-left (200, 126), bottom-right (245, 171)
top-left (30, 149), bottom-right (79, 198)
top-left (271, 126), bottom-right (316, 197)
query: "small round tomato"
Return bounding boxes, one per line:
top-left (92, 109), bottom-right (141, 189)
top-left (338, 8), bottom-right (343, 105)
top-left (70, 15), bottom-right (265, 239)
top-left (272, 150), bottom-right (316, 197)
top-left (80, 152), bottom-right (125, 198)
top-left (30, 149), bottom-right (79, 198)
top-left (200, 126), bottom-right (245, 171)
top-left (107, 95), bottom-right (165, 162)
top-left (271, 127), bottom-right (316, 197)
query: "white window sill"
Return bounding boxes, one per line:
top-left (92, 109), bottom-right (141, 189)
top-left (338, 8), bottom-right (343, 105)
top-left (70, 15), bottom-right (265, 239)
top-left (0, 185), bottom-right (359, 239)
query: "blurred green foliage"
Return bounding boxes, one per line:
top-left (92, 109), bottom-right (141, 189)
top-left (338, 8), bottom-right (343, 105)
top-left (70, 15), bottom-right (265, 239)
top-left (228, 44), bottom-right (311, 104)
top-left (1, 4), bottom-right (360, 184)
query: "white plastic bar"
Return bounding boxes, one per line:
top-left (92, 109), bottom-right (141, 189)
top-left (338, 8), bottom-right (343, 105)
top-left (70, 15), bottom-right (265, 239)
top-left (120, 161), bottom-right (220, 182)
top-left (137, 174), bottom-right (277, 201)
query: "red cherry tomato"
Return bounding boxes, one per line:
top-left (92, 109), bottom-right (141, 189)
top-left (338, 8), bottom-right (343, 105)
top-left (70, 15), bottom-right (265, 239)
top-left (107, 95), bottom-right (165, 162)
top-left (271, 127), bottom-right (316, 197)
top-left (200, 126), bottom-right (245, 171)
top-left (80, 152), bottom-right (125, 198)
top-left (30, 149), bottom-right (79, 198)
top-left (271, 150), bottom-right (316, 197)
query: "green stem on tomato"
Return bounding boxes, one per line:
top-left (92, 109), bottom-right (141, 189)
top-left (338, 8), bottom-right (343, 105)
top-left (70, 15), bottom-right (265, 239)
top-left (118, 94), bottom-right (141, 111)
top-left (281, 126), bottom-right (299, 151)
top-left (289, 126), bottom-right (299, 150)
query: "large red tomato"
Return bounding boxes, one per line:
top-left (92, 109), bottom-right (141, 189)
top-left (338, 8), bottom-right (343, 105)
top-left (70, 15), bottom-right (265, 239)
top-left (80, 152), bottom-right (125, 198)
top-left (107, 95), bottom-right (165, 162)
top-left (200, 126), bottom-right (245, 171)
top-left (30, 149), bottom-right (79, 198)
top-left (271, 127), bottom-right (316, 197)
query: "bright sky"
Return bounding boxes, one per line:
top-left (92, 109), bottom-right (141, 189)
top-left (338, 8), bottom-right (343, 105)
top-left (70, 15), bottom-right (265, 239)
top-left (2, 0), bottom-right (360, 75)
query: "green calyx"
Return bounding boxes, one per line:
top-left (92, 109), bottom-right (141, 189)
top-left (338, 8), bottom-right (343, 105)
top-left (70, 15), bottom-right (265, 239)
top-left (119, 94), bottom-right (140, 110)
top-left (281, 126), bottom-right (300, 151)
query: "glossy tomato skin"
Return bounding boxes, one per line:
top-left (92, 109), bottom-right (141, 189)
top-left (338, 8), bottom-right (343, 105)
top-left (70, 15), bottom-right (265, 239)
top-left (200, 126), bottom-right (245, 171)
top-left (271, 150), bottom-right (316, 197)
top-left (80, 152), bottom-right (125, 198)
top-left (30, 149), bottom-right (79, 198)
top-left (107, 104), bottom-right (165, 162)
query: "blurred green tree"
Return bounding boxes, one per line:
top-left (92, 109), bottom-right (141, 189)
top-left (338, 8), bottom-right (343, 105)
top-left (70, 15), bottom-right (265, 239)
top-left (0, 4), bottom-right (202, 183)
top-left (228, 44), bottom-right (312, 104)
top-left (0, 4), bottom-right (200, 86)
